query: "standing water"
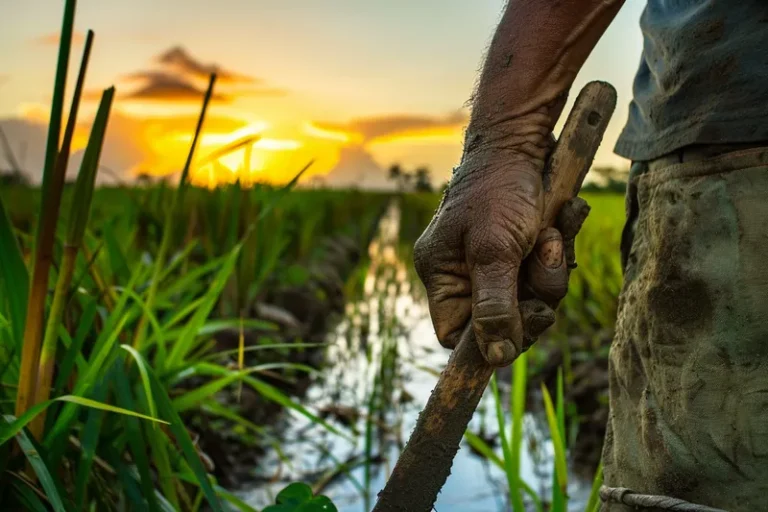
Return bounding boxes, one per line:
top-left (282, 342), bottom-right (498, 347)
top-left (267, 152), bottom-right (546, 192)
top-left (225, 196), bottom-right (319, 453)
top-left (240, 202), bottom-right (591, 511)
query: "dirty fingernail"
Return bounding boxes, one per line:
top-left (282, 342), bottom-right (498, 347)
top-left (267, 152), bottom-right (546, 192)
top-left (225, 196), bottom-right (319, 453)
top-left (486, 341), bottom-right (517, 367)
top-left (539, 238), bottom-right (564, 269)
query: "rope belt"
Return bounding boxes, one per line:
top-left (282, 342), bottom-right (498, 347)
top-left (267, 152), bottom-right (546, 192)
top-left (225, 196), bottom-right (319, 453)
top-left (599, 486), bottom-right (730, 512)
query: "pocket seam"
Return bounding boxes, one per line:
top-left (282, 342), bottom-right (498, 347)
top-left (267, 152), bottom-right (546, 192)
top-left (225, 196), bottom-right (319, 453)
top-left (634, 146), bottom-right (768, 188)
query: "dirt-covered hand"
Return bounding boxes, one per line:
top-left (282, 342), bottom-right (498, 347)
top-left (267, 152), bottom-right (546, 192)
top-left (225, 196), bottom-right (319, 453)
top-left (517, 197), bottom-right (590, 352)
top-left (413, 148), bottom-right (589, 368)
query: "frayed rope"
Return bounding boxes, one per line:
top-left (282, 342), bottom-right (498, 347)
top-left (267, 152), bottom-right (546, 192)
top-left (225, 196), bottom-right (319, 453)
top-left (599, 486), bottom-right (729, 512)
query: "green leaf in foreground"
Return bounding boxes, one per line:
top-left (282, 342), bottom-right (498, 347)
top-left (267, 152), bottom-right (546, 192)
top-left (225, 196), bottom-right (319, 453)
top-left (277, 482), bottom-right (313, 505)
top-left (192, 362), bottom-right (350, 440)
top-left (263, 482), bottom-right (338, 512)
top-left (4, 415), bottom-right (66, 512)
top-left (584, 460), bottom-right (603, 512)
top-left (490, 373), bottom-right (516, 503)
top-left (542, 383), bottom-right (568, 499)
top-left (121, 345), bottom-right (159, 427)
top-left (0, 395), bottom-right (168, 447)
top-left (0, 193), bottom-right (29, 348)
top-left (510, 351), bottom-right (528, 512)
top-left (147, 365), bottom-right (224, 512)
top-left (10, 477), bottom-right (51, 512)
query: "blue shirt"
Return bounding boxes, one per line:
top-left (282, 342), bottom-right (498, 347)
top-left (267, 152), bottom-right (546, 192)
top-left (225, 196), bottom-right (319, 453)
top-left (614, 0), bottom-right (768, 161)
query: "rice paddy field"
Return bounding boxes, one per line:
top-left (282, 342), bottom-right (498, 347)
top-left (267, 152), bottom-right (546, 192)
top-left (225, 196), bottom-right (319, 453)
top-left (0, 2), bottom-right (627, 511)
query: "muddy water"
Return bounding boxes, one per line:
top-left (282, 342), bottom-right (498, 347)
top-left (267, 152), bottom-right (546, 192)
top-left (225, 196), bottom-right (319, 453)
top-left (240, 203), bottom-right (591, 511)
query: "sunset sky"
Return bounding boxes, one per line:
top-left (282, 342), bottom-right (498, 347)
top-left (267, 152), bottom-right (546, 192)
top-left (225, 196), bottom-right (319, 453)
top-left (0, 0), bottom-right (646, 187)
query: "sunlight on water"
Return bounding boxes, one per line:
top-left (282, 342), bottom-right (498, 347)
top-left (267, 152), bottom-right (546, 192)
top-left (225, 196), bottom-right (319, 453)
top-left (240, 201), bottom-right (590, 511)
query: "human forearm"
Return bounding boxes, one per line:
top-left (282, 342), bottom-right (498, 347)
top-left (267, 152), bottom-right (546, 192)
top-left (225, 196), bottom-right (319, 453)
top-left (464, 0), bottom-right (624, 163)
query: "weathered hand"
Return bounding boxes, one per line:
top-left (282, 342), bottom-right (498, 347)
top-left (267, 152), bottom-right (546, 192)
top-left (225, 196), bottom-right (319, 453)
top-left (414, 149), bottom-right (589, 368)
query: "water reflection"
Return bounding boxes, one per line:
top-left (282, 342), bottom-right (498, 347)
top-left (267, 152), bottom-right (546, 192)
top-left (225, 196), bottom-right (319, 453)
top-left (240, 202), bottom-right (590, 511)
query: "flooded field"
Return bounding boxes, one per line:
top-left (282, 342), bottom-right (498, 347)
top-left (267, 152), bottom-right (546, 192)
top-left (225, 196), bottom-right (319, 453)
top-left (239, 203), bottom-right (596, 511)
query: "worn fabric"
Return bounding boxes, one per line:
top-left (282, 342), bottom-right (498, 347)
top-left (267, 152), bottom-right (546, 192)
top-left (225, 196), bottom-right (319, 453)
top-left (614, 0), bottom-right (768, 162)
top-left (601, 146), bottom-right (768, 511)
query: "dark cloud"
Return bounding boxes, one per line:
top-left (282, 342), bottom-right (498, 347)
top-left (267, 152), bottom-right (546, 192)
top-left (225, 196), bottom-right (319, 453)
top-left (156, 46), bottom-right (255, 84)
top-left (96, 47), bottom-right (288, 103)
top-left (313, 111), bottom-right (468, 143)
top-left (32, 30), bottom-right (86, 46)
top-left (119, 71), bottom-right (232, 103)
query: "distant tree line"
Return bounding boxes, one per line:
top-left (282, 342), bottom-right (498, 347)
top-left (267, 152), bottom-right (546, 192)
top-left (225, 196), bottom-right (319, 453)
top-left (388, 164), bottom-right (434, 193)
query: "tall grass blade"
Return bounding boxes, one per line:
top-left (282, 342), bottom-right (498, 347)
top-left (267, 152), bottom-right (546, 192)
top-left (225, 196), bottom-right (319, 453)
top-left (463, 430), bottom-right (504, 468)
top-left (551, 368), bottom-right (567, 510)
top-left (10, 477), bottom-right (51, 512)
top-left (31, 85), bottom-right (114, 439)
top-left (147, 367), bottom-right (224, 512)
top-left (0, 195), bottom-right (28, 347)
top-left (52, 299), bottom-right (97, 395)
top-left (4, 416), bottom-right (66, 512)
top-left (1, 394), bottom-right (169, 448)
top-left (201, 398), bottom-right (287, 453)
top-left (114, 369), bottom-right (162, 512)
top-left (510, 352), bottom-right (527, 511)
top-left (133, 73), bottom-right (217, 351)
top-left (167, 244), bottom-right (240, 367)
top-left (15, 0), bottom-right (78, 420)
top-left (490, 372), bottom-right (517, 508)
top-left (541, 383), bottom-right (568, 505)
top-left (584, 460), bottom-right (603, 512)
top-left (72, 380), bottom-right (107, 506)
top-left (120, 345), bottom-right (159, 426)
top-left (172, 373), bottom-right (243, 413)
top-left (192, 362), bottom-right (348, 439)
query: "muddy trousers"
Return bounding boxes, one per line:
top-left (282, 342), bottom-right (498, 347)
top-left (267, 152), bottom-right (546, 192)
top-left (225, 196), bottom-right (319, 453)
top-left (600, 144), bottom-right (768, 512)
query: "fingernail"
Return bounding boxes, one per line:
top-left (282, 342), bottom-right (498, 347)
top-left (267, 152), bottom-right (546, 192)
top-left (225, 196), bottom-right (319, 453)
top-left (539, 238), bottom-right (563, 269)
top-left (486, 341), bottom-right (517, 367)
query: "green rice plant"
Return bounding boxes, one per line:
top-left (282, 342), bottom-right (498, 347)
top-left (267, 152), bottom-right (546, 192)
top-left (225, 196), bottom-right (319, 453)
top-left (0, 4), bottom-right (378, 511)
top-left (464, 360), bottom-right (603, 512)
top-left (584, 460), bottom-right (604, 512)
top-left (30, 85), bottom-right (114, 440)
top-left (132, 73), bottom-right (217, 351)
top-left (542, 370), bottom-right (568, 510)
top-left (15, 0), bottom-right (79, 422)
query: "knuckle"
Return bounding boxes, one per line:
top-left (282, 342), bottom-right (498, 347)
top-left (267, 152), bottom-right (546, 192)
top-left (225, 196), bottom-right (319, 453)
top-left (528, 271), bottom-right (569, 304)
top-left (472, 297), bottom-right (515, 337)
top-left (468, 225), bottom-right (524, 266)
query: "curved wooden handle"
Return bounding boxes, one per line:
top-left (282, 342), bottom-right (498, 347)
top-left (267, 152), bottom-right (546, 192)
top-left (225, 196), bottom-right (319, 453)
top-left (372, 81), bottom-right (617, 512)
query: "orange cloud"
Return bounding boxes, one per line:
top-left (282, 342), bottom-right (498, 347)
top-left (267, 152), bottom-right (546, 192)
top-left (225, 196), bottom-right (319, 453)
top-left (32, 30), bottom-right (86, 46)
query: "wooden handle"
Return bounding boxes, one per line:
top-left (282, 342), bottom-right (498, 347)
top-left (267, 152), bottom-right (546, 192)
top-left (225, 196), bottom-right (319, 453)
top-left (541, 81), bottom-right (617, 227)
top-left (372, 81), bottom-right (617, 512)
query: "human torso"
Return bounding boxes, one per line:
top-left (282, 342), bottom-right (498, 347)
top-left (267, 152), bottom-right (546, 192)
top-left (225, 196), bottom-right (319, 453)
top-left (615, 0), bottom-right (768, 161)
